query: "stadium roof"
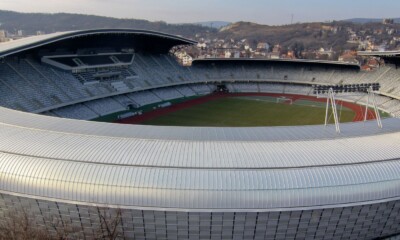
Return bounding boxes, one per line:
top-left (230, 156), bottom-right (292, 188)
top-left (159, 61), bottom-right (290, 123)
top-left (358, 50), bottom-right (400, 66)
top-left (193, 58), bottom-right (361, 68)
top-left (358, 50), bottom-right (400, 57)
top-left (0, 29), bottom-right (196, 57)
top-left (1, 105), bottom-right (400, 211)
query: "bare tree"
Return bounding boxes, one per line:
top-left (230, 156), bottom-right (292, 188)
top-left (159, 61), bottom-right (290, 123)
top-left (45, 214), bottom-right (81, 240)
top-left (0, 206), bottom-right (82, 240)
top-left (0, 208), bottom-right (51, 240)
top-left (96, 207), bottom-right (123, 240)
top-left (0, 206), bottom-right (125, 240)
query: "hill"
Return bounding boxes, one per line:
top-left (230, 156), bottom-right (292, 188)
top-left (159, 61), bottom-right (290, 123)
top-left (216, 20), bottom-right (400, 52)
top-left (218, 21), bottom-right (352, 51)
top-left (0, 10), bottom-right (217, 38)
top-left (344, 18), bottom-right (400, 24)
top-left (1, 10), bottom-right (399, 54)
top-left (194, 21), bottom-right (231, 29)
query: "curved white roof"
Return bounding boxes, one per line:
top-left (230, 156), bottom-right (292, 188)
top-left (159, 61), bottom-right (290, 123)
top-left (0, 29), bottom-right (196, 57)
top-left (0, 106), bottom-right (400, 211)
top-left (358, 50), bottom-right (400, 56)
top-left (0, 31), bottom-right (75, 54)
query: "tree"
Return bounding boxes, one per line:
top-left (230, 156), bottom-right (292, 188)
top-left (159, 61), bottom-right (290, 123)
top-left (0, 208), bottom-right (51, 240)
top-left (290, 42), bottom-right (305, 58)
top-left (96, 207), bottom-right (123, 240)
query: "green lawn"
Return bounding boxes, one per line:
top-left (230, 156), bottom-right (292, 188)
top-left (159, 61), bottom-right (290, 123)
top-left (142, 97), bottom-right (356, 127)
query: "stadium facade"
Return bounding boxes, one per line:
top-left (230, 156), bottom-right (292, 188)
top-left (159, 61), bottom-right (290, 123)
top-left (0, 29), bottom-right (400, 239)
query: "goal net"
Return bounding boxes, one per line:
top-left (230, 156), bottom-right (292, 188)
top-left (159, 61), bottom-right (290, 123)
top-left (276, 97), bottom-right (293, 105)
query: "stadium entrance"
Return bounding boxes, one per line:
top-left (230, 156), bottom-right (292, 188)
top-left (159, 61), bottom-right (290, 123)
top-left (215, 84), bottom-right (229, 93)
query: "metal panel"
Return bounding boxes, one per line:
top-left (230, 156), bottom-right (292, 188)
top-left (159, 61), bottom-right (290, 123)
top-left (1, 149), bottom-right (400, 209)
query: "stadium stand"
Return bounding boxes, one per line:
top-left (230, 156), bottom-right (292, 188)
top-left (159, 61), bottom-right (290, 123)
top-left (52, 104), bottom-right (99, 120)
top-left (381, 99), bottom-right (400, 114)
top-left (84, 98), bottom-right (126, 116)
top-left (1, 55), bottom-right (400, 120)
top-left (174, 85), bottom-right (197, 97)
top-left (126, 91), bottom-right (162, 107)
top-left (112, 94), bottom-right (135, 108)
top-left (152, 87), bottom-right (184, 100)
top-left (258, 83), bottom-right (285, 93)
top-left (189, 84), bottom-right (215, 94)
top-left (284, 85), bottom-right (313, 95)
top-left (111, 81), bottom-right (130, 92)
top-left (231, 83), bottom-right (259, 92)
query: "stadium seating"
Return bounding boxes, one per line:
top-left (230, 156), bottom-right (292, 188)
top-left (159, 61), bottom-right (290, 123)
top-left (231, 83), bottom-right (259, 92)
top-left (84, 98), bottom-right (126, 116)
top-left (52, 104), bottom-right (99, 120)
top-left (284, 85), bottom-right (313, 95)
top-left (175, 85), bottom-right (197, 97)
top-left (126, 91), bottom-right (162, 107)
top-left (111, 81), bottom-right (130, 92)
top-left (258, 83), bottom-right (285, 93)
top-left (113, 94), bottom-right (135, 107)
top-left (152, 88), bottom-right (184, 100)
top-left (0, 60), bottom-right (53, 109)
top-left (27, 60), bottom-right (87, 100)
top-left (190, 84), bottom-right (215, 94)
top-left (1, 54), bottom-right (400, 120)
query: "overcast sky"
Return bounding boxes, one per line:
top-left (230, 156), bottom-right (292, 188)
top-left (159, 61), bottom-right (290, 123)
top-left (1, 0), bottom-right (400, 25)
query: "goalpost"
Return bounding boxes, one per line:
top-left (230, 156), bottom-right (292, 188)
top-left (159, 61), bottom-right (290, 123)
top-left (276, 97), bottom-right (293, 105)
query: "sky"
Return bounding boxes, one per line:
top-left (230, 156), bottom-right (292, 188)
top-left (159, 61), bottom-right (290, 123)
top-left (1, 0), bottom-right (400, 25)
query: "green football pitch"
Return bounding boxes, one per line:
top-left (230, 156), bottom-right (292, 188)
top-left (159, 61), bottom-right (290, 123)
top-left (141, 96), bottom-right (356, 127)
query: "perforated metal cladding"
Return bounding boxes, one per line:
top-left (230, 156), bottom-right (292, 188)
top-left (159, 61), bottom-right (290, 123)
top-left (0, 193), bottom-right (399, 240)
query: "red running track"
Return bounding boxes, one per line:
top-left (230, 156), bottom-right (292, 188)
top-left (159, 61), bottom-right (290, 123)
top-left (116, 93), bottom-right (376, 125)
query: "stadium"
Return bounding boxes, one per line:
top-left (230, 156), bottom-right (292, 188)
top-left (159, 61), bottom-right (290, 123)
top-left (0, 29), bottom-right (400, 239)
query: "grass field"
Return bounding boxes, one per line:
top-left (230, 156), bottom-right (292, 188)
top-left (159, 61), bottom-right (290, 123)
top-left (141, 96), bottom-right (356, 127)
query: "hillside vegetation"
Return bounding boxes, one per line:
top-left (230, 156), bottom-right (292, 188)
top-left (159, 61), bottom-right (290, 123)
top-left (217, 21), bottom-right (400, 51)
top-left (0, 10), bottom-right (217, 38)
top-left (1, 10), bottom-right (399, 52)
